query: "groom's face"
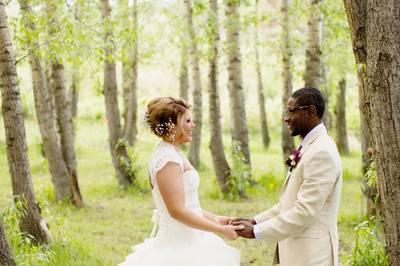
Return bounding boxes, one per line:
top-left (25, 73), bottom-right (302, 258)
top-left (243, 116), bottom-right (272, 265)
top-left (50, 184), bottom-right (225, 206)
top-left (284, 97), bottom-right (310, 137)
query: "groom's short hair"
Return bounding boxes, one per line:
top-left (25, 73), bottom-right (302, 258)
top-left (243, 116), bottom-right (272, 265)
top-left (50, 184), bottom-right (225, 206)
top-left (291, 87), bottom-right (325, 118)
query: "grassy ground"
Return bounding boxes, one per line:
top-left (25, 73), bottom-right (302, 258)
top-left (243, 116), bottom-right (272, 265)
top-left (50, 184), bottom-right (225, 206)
top-left (0, 117), bottom-right (366, 266)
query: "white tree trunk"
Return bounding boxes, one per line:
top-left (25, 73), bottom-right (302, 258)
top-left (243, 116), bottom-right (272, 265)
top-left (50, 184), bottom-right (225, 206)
top-left (208, 0), bottom-right (232, 194)
top-left (254, 0), bottom-right (270, 148)
top-left (225, 0), bottom-right (251, 168)
top-left (123, 0), bottom-right (138, 146)
top-left (18, 0), bottom-right (71, 201)
top-left (184, 0), bottom-right (203, 169)
top-left (281, 0), bottom-right (295, 159)
top-left (100, 0), bottom-right (135, 188)
top-left (0, 2), bottom-right (52, 244)
top-left (304, 0), bottom-right (322, 88)
top-left (46, 0), bottom-right (83, 207)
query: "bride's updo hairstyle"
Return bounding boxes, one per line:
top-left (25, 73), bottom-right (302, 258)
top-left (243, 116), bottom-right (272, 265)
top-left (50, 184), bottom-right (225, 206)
top-left (145, 97), bottom-right (191, 141)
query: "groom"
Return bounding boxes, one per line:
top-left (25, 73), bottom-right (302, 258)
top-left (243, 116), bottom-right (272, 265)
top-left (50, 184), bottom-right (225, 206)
top-left (233, 87), bottom-right (342, 266)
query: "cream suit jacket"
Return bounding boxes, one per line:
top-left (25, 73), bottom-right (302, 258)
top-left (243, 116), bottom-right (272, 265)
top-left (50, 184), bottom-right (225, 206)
top-left (254, 125), bottom-right (342, 266)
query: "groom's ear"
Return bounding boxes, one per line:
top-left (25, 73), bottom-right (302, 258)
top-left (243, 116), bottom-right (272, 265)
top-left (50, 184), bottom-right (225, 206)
top-left (308, 105), bottom-right (317, 116)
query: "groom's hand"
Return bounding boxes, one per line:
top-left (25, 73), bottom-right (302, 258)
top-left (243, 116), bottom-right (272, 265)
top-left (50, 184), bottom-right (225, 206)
top-left (229, 217), bottom-right (256, 225)
top-left (232, 221), bottom-right (255, 239)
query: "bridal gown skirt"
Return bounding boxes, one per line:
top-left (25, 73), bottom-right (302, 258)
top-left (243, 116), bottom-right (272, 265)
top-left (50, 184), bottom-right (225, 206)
top-left (119, 220), bottom-right (240, 266)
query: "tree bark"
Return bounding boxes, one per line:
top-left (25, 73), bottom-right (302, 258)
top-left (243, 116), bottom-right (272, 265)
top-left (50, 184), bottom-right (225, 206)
top-left (254, 0), bottom-right (270, 148)
top-left (343, 0), bottom-right (376, 217)
top-left (46, 0), bottom-right (83, 207)
top-left (366, 1), bottom-right (400, 264)
top-left (18, 0), bottom-right (71, 201)
top-left (99, 0), bottom-right (135, 188)
top-left (346, 0), bottom-right (400, 263)
top-left (179, 43), bottom-right (189, 102)
top-left (0, 220), bottom-right (16, 266)
top-left (123, 0), bottom-right (138, 146)
top-left (304, 0), bottom-right (322, 88)
top-left (184, 0), bottom-right (203, 169)
top-left (320, 20), bottom-right (332, 130)
top-left (0, 2), bottom-right (52, 244)
top-left (225, 0), bottom-right (251, 168)
top-left (281, 0), bottom-right (295, 160)
top-left (208, 0), bottom-right (231, 194)
top-left (70, 69), bottom-right (79, 119)
top-left (335, 78), bottom-right (349, 155)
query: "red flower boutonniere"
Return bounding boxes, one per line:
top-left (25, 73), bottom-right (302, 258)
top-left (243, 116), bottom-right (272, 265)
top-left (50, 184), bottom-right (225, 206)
top-left (285, 147), bottom-right (302, 171)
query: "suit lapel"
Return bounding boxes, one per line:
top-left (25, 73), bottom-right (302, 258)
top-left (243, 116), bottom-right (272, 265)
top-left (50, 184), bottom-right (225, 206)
top-left (282, 125), bottom-right (327, 188)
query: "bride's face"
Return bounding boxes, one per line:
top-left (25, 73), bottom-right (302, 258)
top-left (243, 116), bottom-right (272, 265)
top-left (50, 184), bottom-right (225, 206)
top-left (176, 110), bottom-right (195, 144)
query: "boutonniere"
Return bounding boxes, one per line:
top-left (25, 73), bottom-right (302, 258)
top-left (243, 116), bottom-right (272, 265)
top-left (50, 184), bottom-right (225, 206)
top-left (285, 147), bottom-right (302, 171)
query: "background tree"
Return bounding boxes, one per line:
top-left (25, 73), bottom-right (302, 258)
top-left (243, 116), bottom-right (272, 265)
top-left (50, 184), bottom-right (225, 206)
top-left (304, 0), bottom-right (322, 88)
top-left (99, 0), bottom-right (136, 188)
top-left (345, 0), bottom-right (400, 264)
top-left (320, 20), bottom-right (332, 130)
top-left (335, 78), bottom-right (349, 155)
top-left (365, 1), bottom-right (400, 264)
top-left (254, 0), bottom-right (270, 148)
top-left (46, 0), bottom-right (83, 207)
top-left (69, 3), bottom-right (81, 120)
top-left (185, 0), bottom-right (203, 169)
top-left (0, 220), bottom-right (16, 266)
top-left (122, 0), bottom-right (139, 146)
top-left (343, 0), bottom-right (376, 217)
top-left (18, 0), bottom-right (72, 202)
top-left (179, 42), bottom-right (190, 102)
top-left (0, 2), bottom-right (51, 244)
top-left (225, 0), bottom-right (251, 168)
top-left (208, 0), bottom-right (232, 194)
top-left (281, 0), bottom-right (295, 159)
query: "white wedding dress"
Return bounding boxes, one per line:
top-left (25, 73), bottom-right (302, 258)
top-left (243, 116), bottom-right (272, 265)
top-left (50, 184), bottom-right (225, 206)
top-left (119, 141), bottom-right (240, 266)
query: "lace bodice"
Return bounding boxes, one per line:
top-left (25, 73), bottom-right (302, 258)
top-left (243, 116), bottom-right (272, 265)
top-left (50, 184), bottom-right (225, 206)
top-left (119, 141), bottom-right (240, 266)
top-left (149, 141), bottom-right (201, 229)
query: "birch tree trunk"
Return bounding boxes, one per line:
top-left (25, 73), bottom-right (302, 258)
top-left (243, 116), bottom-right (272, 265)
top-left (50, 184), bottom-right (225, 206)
top-left (123, 0), bottom-right (138, 146)
top-left (70, 4), bottom-right (80, 120)
top-left (208, 0), bottom-right (232, 194)
top-left (179, 43), bottom-right (189, 102)
top-left (345, 0), bottom-right (400, 263)
top-left (0, 3), bottom-right (52, 244)
top-left (335, 78), bottom-right (349, 155)
top-left (281, 0), bottom-right (295, 159)
top-left (184, 0), bottom-right (203, 169)
top-left (18, 0), bottom-right (71, 201)
top-left (366, 1), bottom-right (400, 264)
top-left (225, 0), bottom-right (251, 168)
top-left (70, 70), bottom-right (79, 119)
top-left (0, 220), bottom-right (16, 266)
top-left (304, 0), bottom-right (322, 88)
top-left (100, 0), bottom-right (135, 188)
top-left (320, 20), bottom-right (332, 130)
top-left (46, 0), bottom-right (83, 207)
top-left (254, 0), bottom-right (270, 148)
top-left (343, 0), bottom-right (376, 218)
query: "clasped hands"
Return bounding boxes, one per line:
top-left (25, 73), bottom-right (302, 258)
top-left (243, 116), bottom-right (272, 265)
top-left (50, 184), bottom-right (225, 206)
top-left (217, 216), bottom-right (256, 240)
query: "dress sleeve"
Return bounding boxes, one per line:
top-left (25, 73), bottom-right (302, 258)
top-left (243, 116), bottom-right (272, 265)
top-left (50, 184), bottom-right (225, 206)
top-left (149, 148), bottom-right (183, 186)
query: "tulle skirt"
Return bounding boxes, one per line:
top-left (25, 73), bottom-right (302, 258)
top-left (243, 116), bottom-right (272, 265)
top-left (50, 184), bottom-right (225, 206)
top-left (119, 225), bottom-right (240, 266)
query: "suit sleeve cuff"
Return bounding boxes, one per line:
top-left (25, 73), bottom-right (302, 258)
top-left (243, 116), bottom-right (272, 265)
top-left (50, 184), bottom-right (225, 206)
top-left (253, 223), bottom-right (263, 240)
top-left (253, 216), bottom-right (259, 224)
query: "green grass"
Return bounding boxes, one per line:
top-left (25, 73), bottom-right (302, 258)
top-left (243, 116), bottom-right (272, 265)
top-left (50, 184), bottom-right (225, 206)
top-left (0, 117), bottom-right (367, 265)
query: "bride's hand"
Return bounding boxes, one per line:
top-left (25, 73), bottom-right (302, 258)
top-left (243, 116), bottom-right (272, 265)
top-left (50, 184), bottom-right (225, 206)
top-left (219, 224), bottom-right (244, 240)
top-left (216, 215), bottom-right (232, 225)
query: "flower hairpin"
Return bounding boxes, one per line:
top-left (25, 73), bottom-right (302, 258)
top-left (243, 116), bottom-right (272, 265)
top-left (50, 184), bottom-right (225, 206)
top-left (285, 146), bottom-right (302, 171)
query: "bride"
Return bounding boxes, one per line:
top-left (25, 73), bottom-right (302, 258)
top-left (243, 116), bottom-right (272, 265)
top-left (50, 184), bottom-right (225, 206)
top-left (119, 97), bottom-right (241, 266)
